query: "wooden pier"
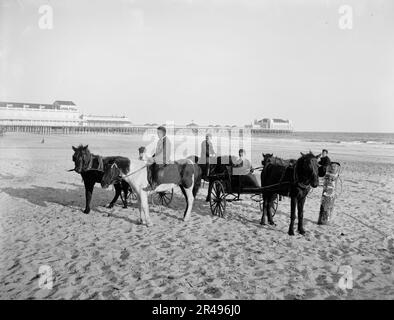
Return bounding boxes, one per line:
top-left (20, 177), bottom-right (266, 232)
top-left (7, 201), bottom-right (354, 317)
top-left (0, 125), bottom-right (293, 136)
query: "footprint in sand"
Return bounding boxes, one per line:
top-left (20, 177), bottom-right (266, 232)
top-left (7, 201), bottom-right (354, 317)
top-left (203, 286), bottom-right (222, 298)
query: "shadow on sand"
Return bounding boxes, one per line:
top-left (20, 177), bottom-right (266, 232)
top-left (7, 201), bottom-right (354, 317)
top-left (0, 184), bottom-right (114, 211)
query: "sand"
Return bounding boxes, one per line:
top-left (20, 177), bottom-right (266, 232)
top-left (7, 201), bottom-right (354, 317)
top-left (0, 133), bottom-right (393, 300)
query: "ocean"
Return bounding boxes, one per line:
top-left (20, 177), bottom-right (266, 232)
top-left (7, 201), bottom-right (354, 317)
top-left (255, 131), bottom-right (394, 145)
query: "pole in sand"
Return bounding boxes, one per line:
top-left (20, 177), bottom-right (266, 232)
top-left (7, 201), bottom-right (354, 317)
top-left (318, 162), bottom-right (341, 225)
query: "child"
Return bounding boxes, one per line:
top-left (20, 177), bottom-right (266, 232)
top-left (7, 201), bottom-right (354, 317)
top-left (138, 146), bottom-right (147, 161)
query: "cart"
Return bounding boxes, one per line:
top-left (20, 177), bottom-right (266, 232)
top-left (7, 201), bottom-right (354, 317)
top-left (207, 164), bottom-right (279, 218)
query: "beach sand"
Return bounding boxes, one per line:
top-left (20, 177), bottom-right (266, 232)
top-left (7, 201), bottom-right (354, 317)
top-left (0, 133), bottom-right (393, 299)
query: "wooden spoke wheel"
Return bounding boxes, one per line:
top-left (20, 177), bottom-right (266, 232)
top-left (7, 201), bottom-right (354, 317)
top-left (121, 187), bottom-right (137, 204)
top-left (210, 180), bottom-right (226, 217)
top-left (151, 189), bottom-right (174, 207)
top-left (259, 194), bottom-right (279, 217)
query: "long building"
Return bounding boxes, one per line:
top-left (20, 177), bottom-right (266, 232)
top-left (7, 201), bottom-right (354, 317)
top-left (0, 101), bottom-right (80, 127)
top-left (0, 100), bottom-right (132, 133)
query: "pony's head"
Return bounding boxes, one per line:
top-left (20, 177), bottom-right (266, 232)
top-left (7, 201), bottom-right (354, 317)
top-left (101, 161), bottom-right (121, 189)
top-left (72, 145), bottom-right (90, 173)
top-left (262, 153), bottom-right (274, 166)
top-left (297, 151), bottom-right (319, 188)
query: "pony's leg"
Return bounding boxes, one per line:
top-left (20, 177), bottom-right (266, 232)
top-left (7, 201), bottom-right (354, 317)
top-left (267, 194), bottom-right (276, 226)
top-left (108, 183), bottom-right (121, 208)
top-left (135, 192), bottom-right (143, 225)
top-left (183, 186), bottom-right (194, 222)
top-left (140, 189), bottom-right (152, 227)
top-left (179, 186), bottom-right (189, 219)
top-left (206, 180), bottom-right (213, 202)
top-left (121, 182), bottom-right (129, 208)
top-left (83, 179), bottom-right (95, 214)
top-left (288, 197), bottom-right (297, 236)
top-left (297, 196), bottom-right (306, 235)
top-left (260, 195), bottom-right (267, 225)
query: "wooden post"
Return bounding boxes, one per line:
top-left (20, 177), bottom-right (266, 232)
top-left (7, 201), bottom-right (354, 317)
top-left (318, 162), bottom-right (341, 225)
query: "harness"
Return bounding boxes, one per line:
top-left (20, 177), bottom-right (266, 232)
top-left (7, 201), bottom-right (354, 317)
top-left (263, 160), bottom-right (312, 193)
top-left (85, 154), bottom-right (104, 172)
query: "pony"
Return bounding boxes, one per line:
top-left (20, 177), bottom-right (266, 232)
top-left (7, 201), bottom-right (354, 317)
top-left (260, 152), bottom-right (319, 235)
top-left (101, 157), bottom-right (202, 225)
top-left (150, 158), bottom-right (202, 220)
top-left (71, 145), bottom-right (130, 213)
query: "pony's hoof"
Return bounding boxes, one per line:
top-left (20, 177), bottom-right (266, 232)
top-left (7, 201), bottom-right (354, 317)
top-left (260, 220), bottom-right (266, 226)
top-left (83, 209), bottom-right (90, 214)
top-left (122, 205), bottom-right (128, 209)
top-left (183, 216), bottom-right (191, 222)
top-left (106, 203), bottom-right (114, 209)
top-left (288, 230), bottom-right (295, 236)
top-left (298, 229), bottom-right (306, 235)
top-left (137, 219), bottom-right (143, 225)
top-left (269, 221), bottom-right (276, 226)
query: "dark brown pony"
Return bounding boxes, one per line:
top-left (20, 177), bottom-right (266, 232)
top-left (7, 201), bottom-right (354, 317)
top-left (71, 145), bottom-right (130, 213)
top-left (260, 152), bottom-right (319, 235)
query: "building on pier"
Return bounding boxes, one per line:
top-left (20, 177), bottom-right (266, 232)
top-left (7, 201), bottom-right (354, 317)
top-left (253, 118), bottom-right (294, 132)
top-left (0, 101), bottom-right (80, 127)
top-left (81, 114), bottom-right (131, 127)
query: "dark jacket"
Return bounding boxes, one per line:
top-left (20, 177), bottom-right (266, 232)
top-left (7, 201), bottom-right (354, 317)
top-left (318, 156), bottom-right (331, 168)
top-left (153, 136), bottom-right (171, 165)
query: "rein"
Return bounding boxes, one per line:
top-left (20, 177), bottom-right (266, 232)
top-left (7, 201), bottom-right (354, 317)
top-left (111, 162), bottom-right (147, 178)
top-left (123, 165), bottom-right (147, 178)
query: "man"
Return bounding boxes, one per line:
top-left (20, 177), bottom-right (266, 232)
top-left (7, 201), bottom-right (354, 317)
top-left (138, 146), bottom-right (147, 161)
top-left (233, 149), bottom-right (259, 191)
top-left (200, 133), bottom-right (216, 178)
top-left (149, 126), bottom-right (172, 187)
top-left (317, 149), bottom-right (331, 177)
top-left (152, 126), bottom-right (171, 165)
top-left (233, 149), bottom-right (253, 175)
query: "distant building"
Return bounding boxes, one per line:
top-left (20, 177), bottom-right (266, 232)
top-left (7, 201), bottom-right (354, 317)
top-left (186, 122), bottom-right (198, 128)
top-left (81, 114), bottom-right (131, 127)
top-left (253, 118), bottom-right (293, 131)
top-left (0, 101), bottom-right (80, 127)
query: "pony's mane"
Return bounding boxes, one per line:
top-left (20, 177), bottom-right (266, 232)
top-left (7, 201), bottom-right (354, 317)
top-left (300, 151), bottom-right (316, 160)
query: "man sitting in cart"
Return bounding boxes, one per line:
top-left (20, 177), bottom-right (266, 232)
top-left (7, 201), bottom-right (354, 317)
top-left (233, 148), bottom-right (259, 188)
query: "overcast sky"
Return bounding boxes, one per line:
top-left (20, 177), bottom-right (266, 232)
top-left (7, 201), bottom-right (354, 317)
top-left (0, 0), bottom-right (393, 132)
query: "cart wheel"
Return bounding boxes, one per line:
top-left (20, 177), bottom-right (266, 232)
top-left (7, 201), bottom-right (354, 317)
top-left (210, 180), bottom-right (226, 217)
top-left (123, 188), bottom-right (137, 204)
top-left (151, 189), bottom-right (174, 206)
top-left (259, 194), bottom-right (279, 217)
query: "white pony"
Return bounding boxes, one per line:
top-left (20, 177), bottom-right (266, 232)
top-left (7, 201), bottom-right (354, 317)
top-left (101, 158), bottom-right (153, 226)
top-left (101, 157), bottom-right (202, 226)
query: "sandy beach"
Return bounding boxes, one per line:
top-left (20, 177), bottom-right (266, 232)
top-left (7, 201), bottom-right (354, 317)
top-left (0, 132), bottom-right (393, 300)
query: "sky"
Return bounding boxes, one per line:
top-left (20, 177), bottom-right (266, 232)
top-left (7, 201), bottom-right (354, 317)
top-left (0, 0), bottom-right (393, 132)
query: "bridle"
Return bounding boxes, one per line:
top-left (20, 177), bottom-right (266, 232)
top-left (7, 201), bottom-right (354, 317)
top-left (72, 150), bottom-right (92, 173)
top-left (293, 159), bottom-right (318, 190)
